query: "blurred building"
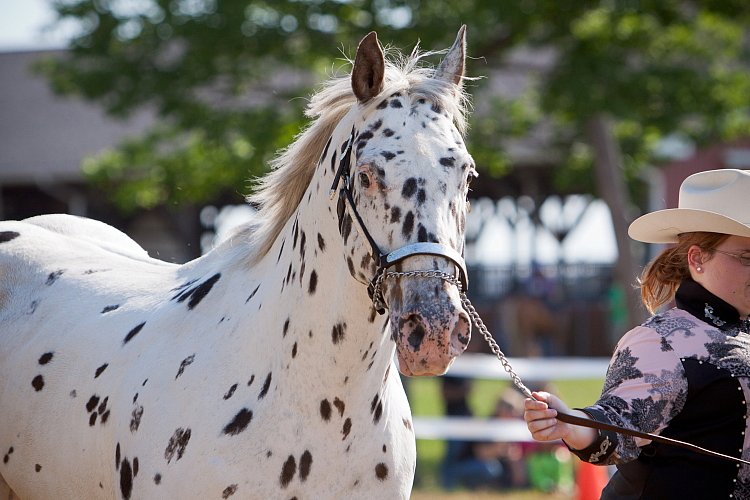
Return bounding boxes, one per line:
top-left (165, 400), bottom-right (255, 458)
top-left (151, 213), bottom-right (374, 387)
top-left (0, 49), bottom-right (195, 262)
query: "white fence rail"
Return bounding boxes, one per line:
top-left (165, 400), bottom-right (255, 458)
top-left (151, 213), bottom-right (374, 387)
top-left (413, 354), bottom-right (609, 442)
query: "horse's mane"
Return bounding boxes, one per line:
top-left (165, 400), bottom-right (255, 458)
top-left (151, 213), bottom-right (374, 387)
top-left (242, 46), bottom-right (471, 263)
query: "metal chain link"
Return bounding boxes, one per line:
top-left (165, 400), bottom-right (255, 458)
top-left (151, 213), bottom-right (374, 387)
top-left (373, 270), bottom-right (532, 398)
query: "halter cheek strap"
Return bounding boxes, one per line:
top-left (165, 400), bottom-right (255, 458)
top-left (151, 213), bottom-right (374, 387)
top-left (329, 127), bottom-right (468, 314)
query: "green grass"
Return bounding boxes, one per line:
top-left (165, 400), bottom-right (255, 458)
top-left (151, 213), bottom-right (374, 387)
top-left (407, 376), bottom-right (604, 491)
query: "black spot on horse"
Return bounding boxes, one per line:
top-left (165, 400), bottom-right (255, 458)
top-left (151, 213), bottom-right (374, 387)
top-left (390, 206), bottom-right (401, 223)
top-left (417, 189), bottom-right (426, 205)
top-left (245, 284), bottom-right (261, 304)
top-left (373, 400), bottom-right (383, 424)
top-left (101, 305), bottom-right (120, 314)
top-left (223, 383), bottom-right (238, 400)
top-left (164, 428), bottom-right (191, 463)
top-left (133, 457), bottom-right (139, 477)
top-left (115, 443), bottom-right (121, 469)
top-left (331, 323), bottom-right (346, 344)
top-left (223, 408), bottom-right (253, 436)
top-left (175, 354), bottom-right (195, 379)
top-left (342, 418), bottom-right (352, 439)
top-left (247, 374), bottom-right (255, 386)
top-left (276, 238), bottom-right (286, 263)
top-left (320, 399), bottom-right (332, 421)
top-left (308, 270), bottom-right (318, 295)
top-left (321, 136), bottom-right (332, 164)
top-left (401, 178), bottom-right (417, 199)
top-left (123, 322), bottom-right (146, 345)
top-left (376, 99), bottom-right (388, 109)
top-left (3, 447), bottom-right (13, 464)
top-left (259, 372), bottom-right (272, 399)
top-left (89, 411), bottom-right (98, 426)
top-left (333, 398), bottom-right (345, 417)
top-left (86, 395), bottom-right (100, 413)
top-left (35, 463), bottom-right (42, 472)
top-left (222, 484), bottom-right (238, 498)
top-left (339, 213), bottom-right (353, 244)
top-left (130, 405), bottom-right (144, 432)
top-left (45, 269), bottom-right (64, 285)
top-left (389, 99), bottom-right (403, 108)
top-left (317, 233), bottom-right (326, 252)
top-left (27, 300), bottom-right (39, 315)
top-left (380, 151), bottom-right (396, 161)
top-left (402, 211), bottom-right (414, 238)
top-left (417, 225), bottom-right (428, 243)
top-left (292, 342), bottom-right (298, 358)
top-left (375, 463), bottom-right (389, 480)
top-left (370, 394), bottom-right (379, 414)
top-left (154, 474), bottom-right (161, 485)
top-left (439, 156), bottom-right (455, 168)
top-left (120, 458), bottom-right (133, 499)
top-left (38, 352), bottom-right (53, 365)
top-left (172, 273), bottom-right (221, 310)
top-left (0, 231), bottom-right (19, 242)
top-left (101, 410), bottom-right (111, 424)
top-left (95, 363), bottom-right (109, 378)
top-left (283, 318), bottom-right (290, 337)
top-left (280, 455), bottom-right (296, 488)
top-left (299, 450), bottom-right (312, 482)
top-left (187, 273), bottom-right (221, 309)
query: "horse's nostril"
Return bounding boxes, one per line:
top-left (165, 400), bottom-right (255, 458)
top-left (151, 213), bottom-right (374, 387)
top-left (399, 313), bottom-right (427, 351)
top-left (408, 327), bottom-right (426, 351)
top-left (451, 312), bottom-right (471, 351)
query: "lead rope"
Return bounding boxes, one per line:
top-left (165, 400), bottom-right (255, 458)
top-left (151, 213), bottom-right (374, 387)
top-left (373, 270), bottom-right (750, 467)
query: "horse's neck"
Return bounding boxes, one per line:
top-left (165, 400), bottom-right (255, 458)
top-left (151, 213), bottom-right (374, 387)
top-left (246, 186), bottom-right (393, 400)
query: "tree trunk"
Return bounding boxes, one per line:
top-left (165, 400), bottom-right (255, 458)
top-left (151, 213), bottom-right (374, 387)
top-left (585, 114), bottom-right (646, 337)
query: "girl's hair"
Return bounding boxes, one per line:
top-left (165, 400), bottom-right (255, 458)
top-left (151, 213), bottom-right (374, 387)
top-left (638, 232), bottom-right (730, 314)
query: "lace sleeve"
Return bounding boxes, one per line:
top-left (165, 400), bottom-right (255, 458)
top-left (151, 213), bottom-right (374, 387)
top-left (570, 324), bottom-right (688, 465)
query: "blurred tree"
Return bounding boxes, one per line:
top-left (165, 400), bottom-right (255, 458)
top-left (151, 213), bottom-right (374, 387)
top-left (39, 0), bottom-right (750, 324)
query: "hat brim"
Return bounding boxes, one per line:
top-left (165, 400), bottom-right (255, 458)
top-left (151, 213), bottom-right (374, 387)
top-left (628, 208), bottom-right (750, 244)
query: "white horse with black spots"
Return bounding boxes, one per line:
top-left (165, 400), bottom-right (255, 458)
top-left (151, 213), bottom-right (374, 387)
top-left (0, 27), bottom-right (476, 499)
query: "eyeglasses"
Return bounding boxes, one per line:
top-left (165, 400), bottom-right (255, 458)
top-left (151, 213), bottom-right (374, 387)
top-left (713, 249), bottom-right (750, 266)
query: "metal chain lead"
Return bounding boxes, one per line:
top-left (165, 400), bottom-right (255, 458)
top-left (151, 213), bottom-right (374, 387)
top-left (373, 270), bottom-right (532, 398)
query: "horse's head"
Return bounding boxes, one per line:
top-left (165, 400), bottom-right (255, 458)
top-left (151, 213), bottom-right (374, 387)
top-left (333, 27), bottom-right (475, 376)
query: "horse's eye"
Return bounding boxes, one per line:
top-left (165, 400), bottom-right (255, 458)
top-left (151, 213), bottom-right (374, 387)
top-left (358, 172), bottom-right (371, 189)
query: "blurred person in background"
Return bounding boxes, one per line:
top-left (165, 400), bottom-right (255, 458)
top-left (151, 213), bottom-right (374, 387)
top-left (523, 169), bottom-right (750, 498)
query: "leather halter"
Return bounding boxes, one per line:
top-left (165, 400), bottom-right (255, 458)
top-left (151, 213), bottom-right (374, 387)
top-left (329, 127), bottom-right (468, 314)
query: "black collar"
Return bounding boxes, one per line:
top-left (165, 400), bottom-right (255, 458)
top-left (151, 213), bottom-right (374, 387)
top-left (675, 278), bottom-right (745, 332)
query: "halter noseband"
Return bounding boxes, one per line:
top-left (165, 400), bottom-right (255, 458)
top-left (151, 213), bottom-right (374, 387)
top-left (329, 127), bottom-right (468, 314)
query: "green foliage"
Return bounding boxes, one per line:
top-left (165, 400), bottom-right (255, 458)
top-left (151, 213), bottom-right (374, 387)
top-left (40, 0), bottom-right (750, 212)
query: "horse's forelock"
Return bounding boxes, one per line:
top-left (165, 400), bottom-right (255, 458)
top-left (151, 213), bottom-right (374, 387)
top-left (245, 47), bottom-right (470, 263)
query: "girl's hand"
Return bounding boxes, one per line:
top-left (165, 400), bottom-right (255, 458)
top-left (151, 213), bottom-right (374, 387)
top-left (524, 391), bottom-right (597, 450)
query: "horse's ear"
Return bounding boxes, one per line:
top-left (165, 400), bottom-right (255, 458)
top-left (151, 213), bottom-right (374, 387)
top-left (435, 25), bottom-right (466, 87)
top-left (352, 31), bottom-right (385, 103)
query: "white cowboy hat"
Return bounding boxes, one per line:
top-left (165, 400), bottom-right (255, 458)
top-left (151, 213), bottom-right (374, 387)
top-left (628, 168), bottom-right (750, 244)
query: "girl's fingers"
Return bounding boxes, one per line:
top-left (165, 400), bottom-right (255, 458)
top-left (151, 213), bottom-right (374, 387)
top-left (523, 408), bottom-right (557, 422)
top-left (526, 417), bottom-right (558, 433)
